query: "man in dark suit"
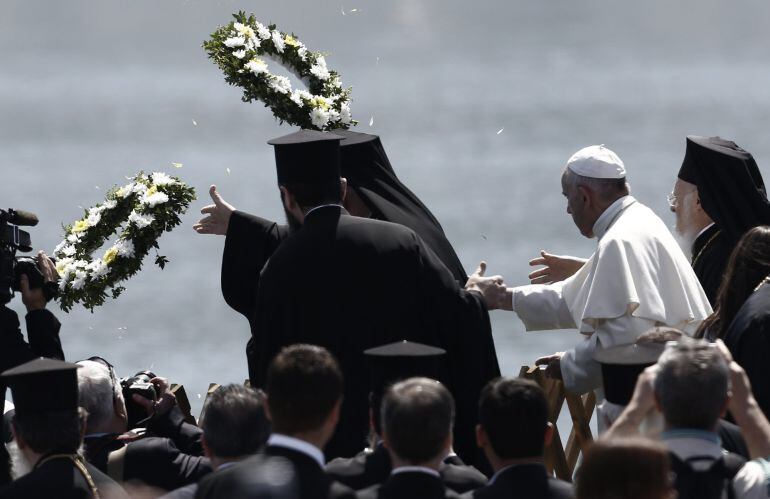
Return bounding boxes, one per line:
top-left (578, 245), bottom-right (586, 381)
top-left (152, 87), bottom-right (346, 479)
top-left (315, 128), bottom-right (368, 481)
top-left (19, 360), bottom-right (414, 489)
top-left (246, 130), bottom-right (504, 461)
top-left (357, 377), bottom-right (461, 499)
top-left (0, 358), bottom-right (128, 499)
top-left (76, 359), bottom-right (211, 491)
top-left (196, 344), bottom-right (355, 499)
top-left (327, 341), bottom-right (487, 492)
top-left (464, 378), bottom-right (574, 499)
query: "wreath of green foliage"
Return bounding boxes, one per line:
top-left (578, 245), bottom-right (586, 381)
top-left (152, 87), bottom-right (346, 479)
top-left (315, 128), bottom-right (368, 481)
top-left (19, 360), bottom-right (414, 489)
top-left (203, 11), bottom-right (355, 131)
top-left (53, 172), bottom-right (196, 312)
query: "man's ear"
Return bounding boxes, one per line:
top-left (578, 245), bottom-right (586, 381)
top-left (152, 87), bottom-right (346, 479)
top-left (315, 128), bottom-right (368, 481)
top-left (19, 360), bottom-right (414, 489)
top-left (475, 424), bottom-right (486, 448)
top-left (577, 185), bottom-right (592, 205)
top-left (544, 422), bottom-right (554, 447)
top-left (279, 185), bottom-right (296, 211)
top-left (340, 177), bottom-right (348, 202)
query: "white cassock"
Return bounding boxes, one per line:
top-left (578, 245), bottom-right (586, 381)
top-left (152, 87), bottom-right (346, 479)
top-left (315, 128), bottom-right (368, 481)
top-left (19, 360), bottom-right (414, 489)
top-left (511, 195), bottom-right (712, 395)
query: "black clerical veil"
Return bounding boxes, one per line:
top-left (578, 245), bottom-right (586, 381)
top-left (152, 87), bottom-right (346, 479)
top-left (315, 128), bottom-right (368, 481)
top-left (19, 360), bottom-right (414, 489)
top-left (336, 130), bottom-right (469, 284)
top-left (679, 136), bottom-right (770, 244)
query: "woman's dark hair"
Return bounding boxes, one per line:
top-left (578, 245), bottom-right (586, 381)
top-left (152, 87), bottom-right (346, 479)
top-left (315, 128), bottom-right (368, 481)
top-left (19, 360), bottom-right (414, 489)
top-left (697, 225), bottom-right (770, 339)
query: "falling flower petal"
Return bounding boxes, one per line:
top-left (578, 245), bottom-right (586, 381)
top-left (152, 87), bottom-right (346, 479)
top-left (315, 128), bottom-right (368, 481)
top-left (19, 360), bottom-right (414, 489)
top-left (172, 162), bottom-right (183, 168)
top-left (497, 128), bottom-right (504, 135)
top-left (369, 116), bottom-right (374, 127)
top-left (226, 168), bottom-right (231, 175)
top-left (192, 119), bottom-right (198, 126)
top-left (341, 6), bottom-right (346, 15)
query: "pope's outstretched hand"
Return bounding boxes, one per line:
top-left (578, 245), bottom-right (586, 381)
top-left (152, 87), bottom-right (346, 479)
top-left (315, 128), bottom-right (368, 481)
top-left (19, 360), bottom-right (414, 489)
top-left (466, 261), bottom-right (507, 310)
top-left (193, 185), bottom-right (235, 236)
top-left (528, 250), bottom-right (587, 285)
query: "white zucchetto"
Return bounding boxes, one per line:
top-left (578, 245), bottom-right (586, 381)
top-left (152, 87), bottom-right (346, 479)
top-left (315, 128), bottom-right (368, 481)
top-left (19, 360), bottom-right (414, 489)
top-left (566, 145), bottom-right (626, 179)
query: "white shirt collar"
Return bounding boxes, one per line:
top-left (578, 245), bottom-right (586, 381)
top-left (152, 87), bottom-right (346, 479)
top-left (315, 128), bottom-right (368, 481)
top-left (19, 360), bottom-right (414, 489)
top-left (391, 466), bottom-right (441, 478)
top-left (267, 433), bottom-right (325, 468)
top-left (661, 429), bottom-right (723, 461)
top-left (592, 195), bottom-right (636, 240)
top-left (305, 204), bottom-right (343, 218)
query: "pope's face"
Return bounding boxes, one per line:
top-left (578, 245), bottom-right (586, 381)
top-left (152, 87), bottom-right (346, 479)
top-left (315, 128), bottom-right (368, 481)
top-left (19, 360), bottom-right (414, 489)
top-left (562, 172), bottom-right (594, 238)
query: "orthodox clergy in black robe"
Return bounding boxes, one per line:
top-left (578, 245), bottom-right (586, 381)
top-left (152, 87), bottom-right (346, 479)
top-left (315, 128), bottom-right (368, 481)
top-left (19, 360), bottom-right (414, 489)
top-left (723, 279), bottom-right (770, 419)
top-left (677, 136), bottom-right (770, 304)
top-left (246, 131), bottom-right (499, 463)
top-left (219, 131), bottom-right (499, 464)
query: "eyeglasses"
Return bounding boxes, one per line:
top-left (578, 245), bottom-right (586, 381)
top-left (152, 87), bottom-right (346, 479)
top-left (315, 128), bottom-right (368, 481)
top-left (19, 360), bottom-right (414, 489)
top-left (666, 189), bottom-right (696, 209)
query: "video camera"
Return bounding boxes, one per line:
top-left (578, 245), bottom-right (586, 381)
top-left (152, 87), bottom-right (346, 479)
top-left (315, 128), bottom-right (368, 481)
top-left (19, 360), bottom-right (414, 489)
top-left (0, 208), bottom-right (50, 305)
top-left (120, 370), bottom-right (158, 429)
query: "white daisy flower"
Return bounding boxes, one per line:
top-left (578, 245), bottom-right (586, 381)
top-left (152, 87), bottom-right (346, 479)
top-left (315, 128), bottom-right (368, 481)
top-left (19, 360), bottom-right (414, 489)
top-left (255, 22), bottom-right (271, 40)
top-left (233, 22), bottom-right (256, 40)
top-left (340, 102), bottom-right (352, 124)
top-left (66, 233), bottom-right (80, 243)
top-left (233, 49), bottom-right (246, 59)
top-left (128, 211), bottom-right (155, 229)
top-left (270, 76), bottom-right (292, 94)
top-left (271, 31), bottom-right (285, 53)
top-left (310, 108), bottom-right (330, 128)
top-left (297, 45), bottom-right (308, 60)
top-left (310, 62), bottom-right (330, 81)
top-left (116, 184), bottom-right (133, 198)
top-left (114, 239), bottom-right (135, 258)
top-left (86, 211), bottom-right (101, 227)
top-left (245, 59), bottom-right (268, 75)
top-left (104, 200), bottom-right (117, 209)
top-left (224, 36), bottom-right (246, 48)
top-left (151, 172), bottom-right (175, 186)
top-left (60, 245), bottom-right (77, 257)
top-left (85, 259), bottom-right (109, 279)
top-left (141, 191), bottom-right (169, 208)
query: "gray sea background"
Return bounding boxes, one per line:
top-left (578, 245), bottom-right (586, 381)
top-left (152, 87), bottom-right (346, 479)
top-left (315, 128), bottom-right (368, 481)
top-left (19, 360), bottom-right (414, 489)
top-left (3, 0), bottom-right (770, 429)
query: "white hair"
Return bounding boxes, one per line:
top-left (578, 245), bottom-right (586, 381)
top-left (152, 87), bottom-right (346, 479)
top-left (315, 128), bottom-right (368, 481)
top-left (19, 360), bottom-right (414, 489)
top-left (76, 360), bottom-right (123, 432)
top-left (563, 168), bottom-right (629, 201)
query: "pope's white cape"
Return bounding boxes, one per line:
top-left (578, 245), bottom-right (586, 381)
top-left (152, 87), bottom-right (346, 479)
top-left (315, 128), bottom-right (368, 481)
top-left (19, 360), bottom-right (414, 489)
top-left (512, 196), bottom-right (712, 394)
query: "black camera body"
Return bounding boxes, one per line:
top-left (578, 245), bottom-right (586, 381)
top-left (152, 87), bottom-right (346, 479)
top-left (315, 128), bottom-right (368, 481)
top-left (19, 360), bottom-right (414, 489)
top-left (120, 371), bottom-right (158, 429)
top-left (0, 208), bottom-right (46, 304)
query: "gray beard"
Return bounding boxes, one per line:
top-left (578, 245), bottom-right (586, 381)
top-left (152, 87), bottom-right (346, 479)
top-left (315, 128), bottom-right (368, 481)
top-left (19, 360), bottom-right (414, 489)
top-left (6, 440), bottom-right (31, 480)
top-left (673, 225), bottom-right (696, 260)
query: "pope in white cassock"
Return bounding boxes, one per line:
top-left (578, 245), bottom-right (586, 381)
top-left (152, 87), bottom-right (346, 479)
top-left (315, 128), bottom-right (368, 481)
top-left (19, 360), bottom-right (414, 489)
top-left (499, 145), bottom-right (712, 396)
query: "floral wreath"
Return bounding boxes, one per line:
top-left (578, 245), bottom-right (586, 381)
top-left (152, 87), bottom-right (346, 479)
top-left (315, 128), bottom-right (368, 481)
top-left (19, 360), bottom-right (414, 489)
top-left (203, 11), bottom-right (355, 131)
top-left (53, 172), bottom-right (196, 312)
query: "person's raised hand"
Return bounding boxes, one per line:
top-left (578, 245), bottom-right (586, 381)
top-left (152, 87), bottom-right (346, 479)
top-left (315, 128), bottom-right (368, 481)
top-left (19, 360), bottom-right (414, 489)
top-left (132, 376), bottom-right (176, 418)
top-left (193, 185), bottom-right (235, 236)
top-left (21, 251), bottom-right (57, 312)
top-left (535, 352), bottom-right (564, 380)
top-left (528, 250), bottom-right (587, 285)
top-left (466, 261), bottom-right (507, 310)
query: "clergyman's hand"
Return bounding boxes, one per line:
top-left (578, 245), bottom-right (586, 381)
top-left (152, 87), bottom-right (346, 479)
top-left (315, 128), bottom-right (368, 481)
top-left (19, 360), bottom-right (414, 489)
top-left (535, 352), bottom-right (564, 380)
top-left (465, 261), bottom-right (507, 310)
top-left (21, 251), bottom-right (58, 312)
top-left (193, 185), bottom-right (235, 236)
top-left (528, 250), bottom-right (587, 285)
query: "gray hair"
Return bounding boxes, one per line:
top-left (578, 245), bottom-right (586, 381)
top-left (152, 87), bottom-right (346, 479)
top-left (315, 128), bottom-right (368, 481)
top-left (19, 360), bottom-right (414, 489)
top-left (76, 360), bottom-right (123, 432)
top-left (563, 168), bottom-right (629, 201)
top-left (653, 339), bottom-right (729, 430)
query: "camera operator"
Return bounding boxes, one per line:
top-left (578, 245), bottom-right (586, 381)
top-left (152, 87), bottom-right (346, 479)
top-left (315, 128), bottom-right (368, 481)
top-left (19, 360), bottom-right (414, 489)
top-left (1, 251), bottom-right (62, 487)
top-left (76, 359), bottom-right (212, 492)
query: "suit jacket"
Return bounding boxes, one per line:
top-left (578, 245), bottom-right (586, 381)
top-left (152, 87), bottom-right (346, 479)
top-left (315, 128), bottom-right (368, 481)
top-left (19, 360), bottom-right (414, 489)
top-left (691, 225), bottom-right (732, 307)
top-left (249, 206), bottom-right (499, 461)
top-left (327, 444), bottom-right (487, 492)
top-left (196, 444), bottom-right (355, 499)
top-left (84, 408), bottom-right (210, 491)
top-left (463, 463), bottom-right (574, 499)
top-left (0, 455), bottom-right (129, 499)
top-left (357, 471), bottom-right (461, 499)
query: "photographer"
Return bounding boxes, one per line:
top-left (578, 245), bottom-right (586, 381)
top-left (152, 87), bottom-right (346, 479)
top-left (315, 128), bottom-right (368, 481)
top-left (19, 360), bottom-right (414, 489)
top-left (76, 359), bottom-right (212, 492)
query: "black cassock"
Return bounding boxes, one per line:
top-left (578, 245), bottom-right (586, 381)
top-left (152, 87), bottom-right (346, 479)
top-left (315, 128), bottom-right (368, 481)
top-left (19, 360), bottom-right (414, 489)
top-left (243, 206), bottom-right (499, 462)
top-left (724, 283), bottom-right (770, 419)
top-left (690, 225), bottom-right (732, 306)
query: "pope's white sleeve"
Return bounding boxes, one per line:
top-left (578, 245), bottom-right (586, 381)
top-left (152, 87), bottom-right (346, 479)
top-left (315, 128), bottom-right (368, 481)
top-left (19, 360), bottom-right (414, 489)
top-left (511, 283), bottom-right (576, 331)
top-left (561, 313), bottom-right (658, 395)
